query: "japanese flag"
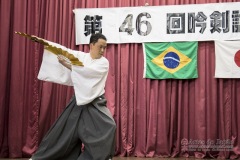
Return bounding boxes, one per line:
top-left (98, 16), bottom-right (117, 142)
top-left (214, 40), bottom-right (240, 78)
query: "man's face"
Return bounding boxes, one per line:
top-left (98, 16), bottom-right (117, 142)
top-left (90, 38), bottom-right (107, 59)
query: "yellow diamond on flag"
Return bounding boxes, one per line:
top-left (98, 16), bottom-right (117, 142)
top-left (151, 46), bottom-right (192, 74)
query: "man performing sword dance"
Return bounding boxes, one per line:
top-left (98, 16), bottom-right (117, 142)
top-left (26, 33), bottom-right (116, 160)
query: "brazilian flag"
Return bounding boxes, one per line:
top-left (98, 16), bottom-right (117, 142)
top-left (143, 42), bottom-right (198, 79)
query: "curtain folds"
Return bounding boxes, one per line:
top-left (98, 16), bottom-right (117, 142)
top-left (0, 0), bottom-right (239, 159)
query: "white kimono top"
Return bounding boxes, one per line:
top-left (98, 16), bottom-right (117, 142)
top-left (37, 41), bottom-right (109, 105)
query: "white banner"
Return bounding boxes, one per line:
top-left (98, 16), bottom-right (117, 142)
top-left (74, 2), bottom-right (240, 44)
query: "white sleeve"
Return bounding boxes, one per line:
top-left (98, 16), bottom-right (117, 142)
top-left (37, 49), bottom-right (73, 86)
top-left (37, 41), bottom-right (83, 86)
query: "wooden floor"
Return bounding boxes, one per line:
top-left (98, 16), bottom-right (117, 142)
top-left (0, 158), bottom-right (198, 160)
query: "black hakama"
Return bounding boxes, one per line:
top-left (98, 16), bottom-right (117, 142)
top-left (31, 95), bottom-right (116, 160)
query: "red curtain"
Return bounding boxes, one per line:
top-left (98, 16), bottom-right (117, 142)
top-left (0, 0), bottom-right (239, 159)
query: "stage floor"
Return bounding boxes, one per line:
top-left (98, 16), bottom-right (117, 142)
top-left (0, 158), bottom-right (196, 160)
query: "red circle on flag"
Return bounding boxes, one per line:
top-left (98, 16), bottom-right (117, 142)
top-left (234, 50), bottom-right (240, 67)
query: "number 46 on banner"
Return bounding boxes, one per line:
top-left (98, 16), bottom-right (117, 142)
top-left (119, 12), bottom-right (152, 36)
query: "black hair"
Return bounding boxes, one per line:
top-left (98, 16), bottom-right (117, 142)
top-left (89, 33), bottom-right (107, 44)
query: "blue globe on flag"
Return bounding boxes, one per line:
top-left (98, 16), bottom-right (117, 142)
top-left (163, 52), bottom-right (180, 69)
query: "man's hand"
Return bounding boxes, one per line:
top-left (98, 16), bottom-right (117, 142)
top-left (57, 55), bottom-right (72, 70)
